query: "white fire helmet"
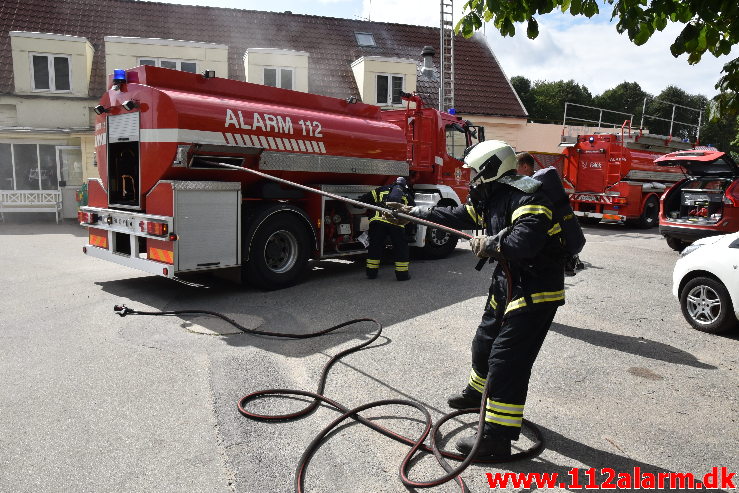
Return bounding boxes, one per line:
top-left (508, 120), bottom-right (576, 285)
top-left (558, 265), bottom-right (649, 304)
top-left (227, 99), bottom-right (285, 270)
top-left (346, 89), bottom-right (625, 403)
top-left (463, 140), bottom-right (517, 184)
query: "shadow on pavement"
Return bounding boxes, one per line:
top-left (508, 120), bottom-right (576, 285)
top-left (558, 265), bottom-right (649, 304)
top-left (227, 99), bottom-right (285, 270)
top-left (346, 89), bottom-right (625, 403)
top-left (95, 248), bottom-right (489, 358)
top-left (0, 220), bottom-right (85, 237)
top-left (551, 323), bottom-right (717, 369)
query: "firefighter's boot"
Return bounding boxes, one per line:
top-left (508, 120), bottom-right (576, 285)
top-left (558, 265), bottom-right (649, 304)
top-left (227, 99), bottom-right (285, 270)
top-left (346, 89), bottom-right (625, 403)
top-left (455, 433), bottom-right (511, 458)
top-left (366, 259), bottom-right (380, 279)
top-left (447, 386), bottom-right (482, 409)
top-left (394, 261), bottom-right (410, 281)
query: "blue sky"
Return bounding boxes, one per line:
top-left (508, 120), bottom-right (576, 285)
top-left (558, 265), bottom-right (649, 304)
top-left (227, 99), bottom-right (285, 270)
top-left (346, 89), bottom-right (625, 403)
top-left (154, 0), bottom-right (736, 99)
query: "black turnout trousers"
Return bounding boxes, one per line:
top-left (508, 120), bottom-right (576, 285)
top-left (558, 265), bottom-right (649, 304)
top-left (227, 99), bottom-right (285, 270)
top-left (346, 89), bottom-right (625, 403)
top-left (473, 299), bottom-right (558, 440)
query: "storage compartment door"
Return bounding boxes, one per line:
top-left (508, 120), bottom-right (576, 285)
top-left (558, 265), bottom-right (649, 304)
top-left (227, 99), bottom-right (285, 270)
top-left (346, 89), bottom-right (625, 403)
top-left (175, 188), bottom-right (240, 271)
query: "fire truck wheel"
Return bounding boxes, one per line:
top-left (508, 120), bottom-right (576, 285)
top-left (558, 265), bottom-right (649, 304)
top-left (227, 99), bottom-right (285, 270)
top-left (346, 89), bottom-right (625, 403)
top-left (665, 236), bottom-right (688, 252)
top-left (420, 226), bottom-right (459, 259)
top-left (631, 196), bottom-right (659, 229)
top-left (680, 276), bottom-right (737, 334)
top-left (245, 213), bottom-right (311, 290)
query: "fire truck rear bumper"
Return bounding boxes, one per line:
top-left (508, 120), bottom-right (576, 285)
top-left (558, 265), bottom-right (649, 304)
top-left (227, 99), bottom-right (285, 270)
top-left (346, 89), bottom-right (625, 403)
top-left (83, 244), bottom-right (175, 278)
top-left (573, 210), bottom-right (626, 222)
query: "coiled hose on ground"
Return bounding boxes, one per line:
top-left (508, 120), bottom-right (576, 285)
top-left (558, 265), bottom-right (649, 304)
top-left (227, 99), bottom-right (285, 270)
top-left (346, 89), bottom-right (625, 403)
top-left (114, 304), bottom-right (543, 492)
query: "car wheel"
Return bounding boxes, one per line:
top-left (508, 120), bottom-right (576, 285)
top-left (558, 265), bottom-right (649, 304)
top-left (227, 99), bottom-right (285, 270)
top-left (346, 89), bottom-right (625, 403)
top-left (578, 216), bottom-right (600, 226)
top-left (244, 213), bottom-right (311, 290)
top-left (638, 196), bottom-right (660, 228)
top-left (680, 276), bottom-right (738, 333)
top-left (420, 226), bottom-right (458, 259)
top-left (665, 236), bottom-right (688, 252)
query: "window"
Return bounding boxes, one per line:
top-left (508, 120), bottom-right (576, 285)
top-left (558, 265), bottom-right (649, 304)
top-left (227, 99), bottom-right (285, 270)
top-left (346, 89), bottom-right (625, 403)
top-left (138, 58), bottom-right (198, 73)
top-left (31, 54), bottom-right (71, 92)
top-left (446, 124), bottom-right (467, 160)
top-left (263, 67), bottom-right (294, 90)
top-left (376, 74), bottom-right (404, 105)
top-left (0, 143), bottom-right (72, 191)
top-left (355, 32), bottom-right (376, 47)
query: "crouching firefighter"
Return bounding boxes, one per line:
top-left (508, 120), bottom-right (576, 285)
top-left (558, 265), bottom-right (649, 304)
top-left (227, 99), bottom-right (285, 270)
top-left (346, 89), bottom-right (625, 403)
top-left (387, 140), bottom-right (566, 457)
top-left (358, 177), bottom-right (415, 281)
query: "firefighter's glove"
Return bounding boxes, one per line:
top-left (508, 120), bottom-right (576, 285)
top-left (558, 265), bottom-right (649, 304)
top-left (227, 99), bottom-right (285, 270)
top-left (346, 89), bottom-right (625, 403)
top-left (469, 229), bottom-right (507, 260)
top-left (383, 202), bottom-right (412, 225)
top-left (386, 202), bottom-right (429, 218)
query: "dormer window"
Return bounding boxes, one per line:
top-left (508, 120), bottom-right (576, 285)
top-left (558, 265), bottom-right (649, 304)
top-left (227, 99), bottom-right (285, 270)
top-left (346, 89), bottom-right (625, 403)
top-left (355, 32), bottom-right (376, 47)
top-left (376, 74), bottom-right (404, 105)
top-left (138, 57), bottom-right (197, 73)
top-left (31, 53), bottom-right (71, 92)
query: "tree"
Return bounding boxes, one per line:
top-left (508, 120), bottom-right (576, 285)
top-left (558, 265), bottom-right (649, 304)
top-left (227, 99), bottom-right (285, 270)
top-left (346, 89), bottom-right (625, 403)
top-left (592, 82), bottom-right (650, 122)
top-left (456, 0), bottom-right (739, 115)
top-left (528, 79), bottom-right (593, 123)
top-left (510, 75), bottom-right (534, 113)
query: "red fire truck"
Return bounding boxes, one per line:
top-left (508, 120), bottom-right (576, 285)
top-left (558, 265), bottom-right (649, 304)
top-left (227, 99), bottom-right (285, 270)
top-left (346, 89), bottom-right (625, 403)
top-left (559, 126), bottom-right (690, 227)
top-left (530, 102), bottom-right (702, 228)
top-left (78, 66), bottom-right (480, 289)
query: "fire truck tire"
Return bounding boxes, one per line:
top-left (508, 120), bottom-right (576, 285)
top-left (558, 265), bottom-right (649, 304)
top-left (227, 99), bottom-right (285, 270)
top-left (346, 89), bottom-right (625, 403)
top-left (629, 196), bottom-right (659, 229)
top-left (665, 236), bottom-right (688, 252)
top-left (244, 213), bottom-right (311, 290)
top-left (420, 226), bottom-right (458, 259)
top-left (578, 217), bottom-right (601, 226)
top-left (680, 276), bottom-right (738, 334)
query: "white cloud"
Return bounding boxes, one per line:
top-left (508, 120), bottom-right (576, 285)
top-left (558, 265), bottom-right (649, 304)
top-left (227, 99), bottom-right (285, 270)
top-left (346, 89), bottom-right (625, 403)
top-left (484, 15), bottom-right (736, 98)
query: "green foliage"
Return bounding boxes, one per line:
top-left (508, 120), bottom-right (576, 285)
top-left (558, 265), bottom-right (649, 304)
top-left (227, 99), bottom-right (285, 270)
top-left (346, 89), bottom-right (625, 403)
top-left (507, 77), bottom-right (739, 153)
top-left (457, 0), bottom-right (739, 115)
top-left (592, 82), bottom-right (649, 119)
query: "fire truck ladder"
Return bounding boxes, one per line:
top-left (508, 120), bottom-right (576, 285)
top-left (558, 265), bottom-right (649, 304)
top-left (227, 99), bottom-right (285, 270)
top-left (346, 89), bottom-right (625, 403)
top-left (439, 0), bottom-right (455, 112)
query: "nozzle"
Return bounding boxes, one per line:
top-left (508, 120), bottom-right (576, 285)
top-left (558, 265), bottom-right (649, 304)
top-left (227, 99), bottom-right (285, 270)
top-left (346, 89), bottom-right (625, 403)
top-left (114, 304), bottom-right (133, 317)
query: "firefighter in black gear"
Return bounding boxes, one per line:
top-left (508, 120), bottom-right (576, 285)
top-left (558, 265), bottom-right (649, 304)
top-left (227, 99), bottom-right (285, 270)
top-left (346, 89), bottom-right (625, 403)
top-left (388, 141), bottom-right (566, 458)
top-left (358, 177), bottom-right (414, 281)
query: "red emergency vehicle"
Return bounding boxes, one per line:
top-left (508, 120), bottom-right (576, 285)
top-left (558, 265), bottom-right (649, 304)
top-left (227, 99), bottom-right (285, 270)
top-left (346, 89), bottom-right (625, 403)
top-left (559, 126), bottom-right (690, 227)
top-left (78, 66), bottom-right (480, 289)
top-left (530, 102), bottom-right (701, 228)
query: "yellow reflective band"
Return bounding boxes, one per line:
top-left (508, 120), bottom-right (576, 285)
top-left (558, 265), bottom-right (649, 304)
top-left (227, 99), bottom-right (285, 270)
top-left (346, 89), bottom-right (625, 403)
top-left (511, 204), bottom-right (553, 222)
top-left (371, 190), bottom-right (378, 201)
top-left (466, 204), bottom-right (484, 226)
top-left (547, 223), bottom-right (562, 235)
top-left (504, 290), bottom-right (566, 314)
top-left (486, 399), bottom-right (524, 414)
top-left (489, 297), bottom-right (497, 309)
top-left (468, 368), bottom-right (486, 393)
top-left (484, 412), bottom-right (523, 427)
top-left (366, 259), bottom-right (380, 268)
top-left (395, 262), bottom-right (409, 266)
top-left (395, 266), bottom-right (409, 272)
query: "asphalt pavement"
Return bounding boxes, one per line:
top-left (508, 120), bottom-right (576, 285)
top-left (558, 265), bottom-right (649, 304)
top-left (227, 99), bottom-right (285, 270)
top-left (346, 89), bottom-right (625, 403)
top-left (0, 218), bottom-right (737, 493)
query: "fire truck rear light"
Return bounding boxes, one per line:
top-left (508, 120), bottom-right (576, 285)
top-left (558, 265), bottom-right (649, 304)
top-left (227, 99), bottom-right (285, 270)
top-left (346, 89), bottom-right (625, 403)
top-left (162, 268), bottom-right (169, 276)
top-left (168, 233), bottom-right (178, 241)
top-left (613, 197), bottom-right (627, 205)
top-left (146, 221), bottom-right (168, 236)
top-left (78, 211), bottom-right (98, 224)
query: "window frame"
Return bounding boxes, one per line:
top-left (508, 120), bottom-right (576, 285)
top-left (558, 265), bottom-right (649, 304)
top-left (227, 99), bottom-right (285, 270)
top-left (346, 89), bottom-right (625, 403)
top-left (29, 53), bottom-right (72, 93)
top-left (262, 66), bottom-right (295, 90)
top-left (355, 32), bottom-right (376, 47)
top-left (137, 57), bottom-right (199, 73)
top-left (0, 142), bottom-right (72, 191)
top-left (375, 73), bottom-right (405, 106)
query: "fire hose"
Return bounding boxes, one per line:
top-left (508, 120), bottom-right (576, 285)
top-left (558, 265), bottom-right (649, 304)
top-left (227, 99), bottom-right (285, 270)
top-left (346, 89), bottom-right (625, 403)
top-left (113, 163), bottom-right (544, 491)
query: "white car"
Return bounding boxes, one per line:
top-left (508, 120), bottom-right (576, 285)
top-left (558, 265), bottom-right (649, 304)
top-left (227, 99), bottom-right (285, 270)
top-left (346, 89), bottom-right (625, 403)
top-left (672, 232), bottom-right (739, 333)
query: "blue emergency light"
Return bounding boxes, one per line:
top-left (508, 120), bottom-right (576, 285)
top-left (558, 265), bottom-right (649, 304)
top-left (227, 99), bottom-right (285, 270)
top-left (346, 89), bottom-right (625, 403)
top-left (448, 108), bottom-right (456, 115)
top-left (113, 69), bottom-right (127, 84)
